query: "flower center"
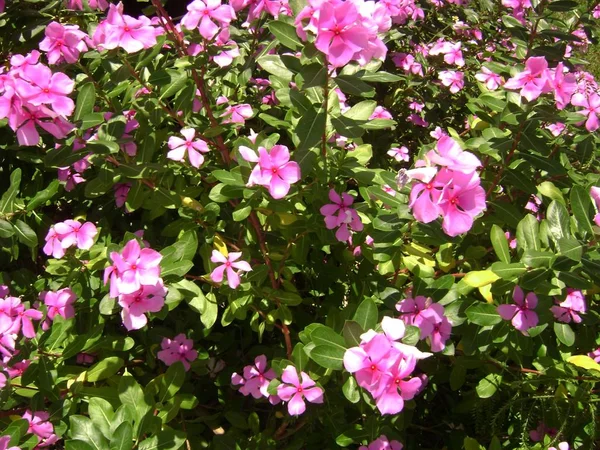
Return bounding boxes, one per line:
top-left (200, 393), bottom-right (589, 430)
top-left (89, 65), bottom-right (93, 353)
top-left (124, 26), bottom-right (131, 32)
top-left (297, 386), bottom-right (303, 393)
top-left (370, 364), bottom-right (377, 371)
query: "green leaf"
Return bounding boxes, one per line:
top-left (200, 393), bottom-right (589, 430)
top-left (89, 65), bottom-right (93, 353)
top-left (465, 303), bottom-right (502, 326)
top-left (521, 249), bottom-right (555, 268)
top-left (516, 214), bottom-right (540, 251)
top-left (310, 345), bottom-right (345, 370)
top-left (356, 71), bottom-right (401, 82)
top-left (334, 75), bottom-right (375, 97)
top-left (546, 200), bottom-right (570, 241)
top-left (297, 109), bottom-right (325, 151)
top-left (537, 181), bottom-right (565, 206)
top-left (298, 64), bottom-right (327, 89)
top-left (570, 185), bottom-right (594, 237)
top-left (554, 322), bottom-right (575, 346)
top-left (342, 376), bottom-right (360, 403)
top-left (268, 20), bottom-right (302, 50)
top-left (342, 320), bottom-right (364, 347)
top-left (66, 442), bottom-right (95, 450)
top-left (491, 262), bottom-right (527, 280)
top-left (0, 219), bottom-right (14, 238)
top-left (557, 237), bottom-right (583, 261)
top-left (161, 260), bottom-right (194, 278)
top-left (80, 112), bottom-right (105, 130)
top-left (2, 419), bottom-right (28, 445)
top-left (118, 375), bottom-right (152, 423)
top-left (14, 219), bottom-right (37, 248)
top-left (353, 298), bottom-right (377, 331)
top-left (0, 168), bottom-right (21, 215)
top-left (110, 422), bottom-right (134, 450)
top-left (292, 342), bottom-right (308, 370)
top-left (27, 180), bottom-right (60, 211)
top-left (74, 83), bottom-right (96, 122)
top-left (490, 224), bottom-right (510, 264)
top-left (70, 415), bottom-right (109, 450)
top-left (343, 101), bottom-right (377, 121)
top-left (463, 270), bottom-right (500, 288)
top-left (311, 326), bottom-right (347, 350)
top-left (88, 397), bottom-right (114, 439)
top-left (158, 362), bottom-right (186, 403)
top-left (138, 430), bottom-right (186, 450)
top-left (212, 169), bottom-right (245, 187)
top-left (233, 204), bottom-right (252, 222)
top-left (257, 55), bottom-right (294, 81)
top-left (476, 373), bottom-right (502, 398)
top-left (86, 357), bottom-right (124, 382)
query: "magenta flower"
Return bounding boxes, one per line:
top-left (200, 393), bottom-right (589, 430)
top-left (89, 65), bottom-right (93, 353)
top-left (359, 435), bottom-right (403, 450)
top-left (14, 64), bottom-right (75, 116)
top-left (370, 106), bottom-right (393, 120)
top-left (41, 288), bottom-right (76, 330)
top-left (238, 145), bottom-right (301, 199)
top-left (276, 365), bottom-right (324, 416)
top-left (231, 355), bottom-right (280, 404)
top-left (65, 0), bottom-right (109, 9)
top-left (571, 92), bottom-right (600, 132)
top-left (320, 189), bottom-right (364, 242)
top-left (395, 295), bottom-right (431, 327)
top-left (210, 250), bottom-right (252, 289)
top-left (97, 2), bottom-right (158, 53)
top-left (22, 411), bottom-right (57, 445)
top-left (392, 53), bottom-right (423, 76)
top-left (0, 297), bottom-right (42, 339)
top-left (424, 135), bottom-right (481, 173)
top-left (591, 187), bottom-right (600, 227)
top-left (43, 226), bottom-right (66, 259)
top-left (551, 289), bottom-right (586, 324)
top-left (105, 239), bottom-right (162, 297)
top-left (588, 347), bottom-right (600, 363)
top-left (498, 286), bottom-right (539, 335)
top-left (436, 169), bottom-right (486, 237)
top-left (118, 282), bottom-right (166, 330)
top-left (551, 63), bottom-right (577, 110)
top-left (39, 22), bottom-right (88, 65)
top-left (0, 435), bottom-right (20, 450)
top-left (157, 334), bottom-right (198, 371)
top-left (408, 175), bottom-right (443, 224)
top-left (181, 0), bottom-right (236, 40)
top-left (53, 220), bottom-right (97, 251)
top-left (167, 128), bottom-right (210, 168)
top-left (438, 70), bottom-right (464, 93)
top-left (220, 103), bottom-right (253, 124)
top-left (418, 303), bottom-right (452, 352)
top-left (529, 422), bottom-right (557, 442)
top-left (475, 67), bottom-right (503, 90)
top-left (373, 354), bottom-right (424, 415)
top-left (114, 182), bottom-right (131, 208)
top-left (504, 56), bottom-right (553, 102)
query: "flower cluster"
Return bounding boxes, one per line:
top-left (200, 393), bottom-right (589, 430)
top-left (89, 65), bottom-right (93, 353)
top-left (320, 189), bottom-right (364, 243)
top-left (0, 51), bottom-right (75, 145)
top-left (43, 220), bottom-right (98, 259)
top-left (0, 294), bottom-right (42, 351)
top-left (396, 295), bottom-right (452, 352)
top-left (343, 317), bottom-right (430, 415)
top-left (104, 239), bottom-right (165, 330)
top-left (157, 334), bottom-right (198, 371)
top-left (239, 144), bottom-right (301, 199)
top-left (231, 355), bottom-right (280, 404)
top-left (408, 135), bottom-right (485, 237)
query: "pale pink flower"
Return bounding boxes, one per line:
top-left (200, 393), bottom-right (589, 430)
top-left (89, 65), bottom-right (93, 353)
top-left (181, 0), bottom-right (236, 40)
top-left (65, 0), bottom-right (109, 9)
top-left (22, 410), bottom-right (55, 441)
top-left (418, 303), bottom-right (452, 352)
top-left (221, 103), bottom-right (253, 124)
top-left (231, 355), bottom-right (280, 404)
top-left (320, 189), bottom-right (364, 242)
top-left (0, 373), bottom-right (7, 391)
top-left (277, 365), bottom-right (323, 416)
top-left (43, 226), bottom-right (66, 259)
top-left (570, 92), bottom-right (600, 132)
top-left (210, 250), bottom-right (252, 289)
top-left (392, 53), bottom-right (423, 76)
top-left (53, 220), bottom-right (97, 250)
top-left (238, 145), bottom-right (301, 199)
top-left (39, 22), bottom-right (88, 65)
top-left (157, 334), bottom-right (198, 371)
top-left (551, 63), bottom-right (577, 110)
top-left (549, 443), bottom-right (570, 450)
top-left (498, 286), bottom-right (538, 335)
top-left (546, 122), bottom-right (566, 137)
top-left (504, 56), bottom-right (553, 102)
top-left (97, 2), bottom-right (158, 53)
top-left (41, 287), bottom-right (76, 330)
top-left (551, 289), bottom-right (586, 324)
top-left (359, 435), bottom-right (403, 450)
top-left (438, 70), bottom-right (464, 93)
top-left (105, 239), bottom-right (162, 297)
top-left (424, 135), bottom-right (481, 173)
top-left (167, 128), bottom-right (210, 168)
top-left (475, 67), bottom-right (502, 90)
top-left (118, 282), bottom-right (166, 330)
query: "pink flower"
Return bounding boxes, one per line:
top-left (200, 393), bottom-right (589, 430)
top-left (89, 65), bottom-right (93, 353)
top-left (370, 106), bottom-right (393, 120)
top-left (14, 64), bottom-right (75, 116)
top-left (396, 295), bottom-right (431, 327)
top-left (65, 0), bottom-right (109, 9)
top-left (53, 220), bottom-right (97, 250)
top-left (498, 286), bottom-right (539, 335)
top-left (504, 56), bottom-right (553, 102)
top-left (373, 354), bottom-right (424, 415)
top-left (220, 103), bottom-right (253, 124)
top-left (0, 297), bottom-right (42, 339)
top-left (105, 239), bottom-right (162, 297)
top-left (588, 347), bottom-right (600, 363)
top-left (570, 92), bottom-right (600, 132)
top-left (0, 435), bottom-right (20, 450)
top-left (359, 435), bottom-right (403, 450)
top-left (424, 135), bottom-right (481, 173)
top-left (157, 334), bottom-right (198, 371)
top-left (238, 145), bottom-right (301, 199)
top-left (41, 288), bottom-right (76, 329)
top-left (43, 226), bottom-right (66, 259)
top-left (529, 422), bottom-right (557, 442)
top-left (167, 128), bottom-right (210, 168)
top-left (22, 410), bottom-right (57, 446)
top-left (118, 282), bottom-right (166, 330)
top-left (97, 2), bottom-right (158, 53)
top-left (231, 355), bottom-right (280, 404)
top-left (210, 250), bottom-right (252, 289)
top-left (276, 365), bottom-right (323, 416)
top-left (114, 183), bottom-right (131, 208)
top-left (438, 70), bottom-right (464, 93)
top-left (551, 289), bottom-right (586, 324)
top-left (39, 22), bottom-right (88, 65)
top-left (320, 189), bottom-right (364, 242)
top-left (418, 303), bottom-right (452, 352)
top-left (551, 63), bottom-right (577, 110)
top-left (549, 443), bottom-right (570, 450)
top-left (436, 169), bottom-right (486, 237)
top-left (475, 67), bottom-right (502, 90)
top-left (0, 372), bottom-right (6, 391)
top-left (546, 122), bottom-right (566, 137)
top-left (392, 53), bottom-right (423, 76)
top-left (181, 0), bottom-right (236, 40)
